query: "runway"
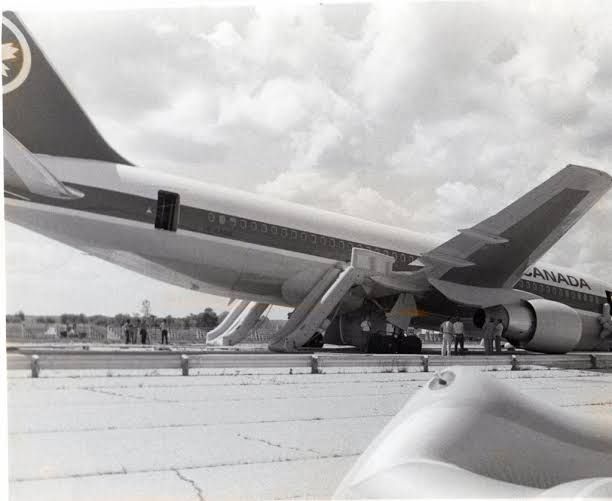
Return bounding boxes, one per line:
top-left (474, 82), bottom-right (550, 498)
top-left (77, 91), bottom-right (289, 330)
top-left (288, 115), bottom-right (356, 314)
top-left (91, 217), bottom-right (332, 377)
top-left (7, 366), bottom-right (612, 500)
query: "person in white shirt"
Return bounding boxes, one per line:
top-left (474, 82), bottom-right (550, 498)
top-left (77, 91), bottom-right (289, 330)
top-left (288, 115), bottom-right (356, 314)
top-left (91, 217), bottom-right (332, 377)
top-left (453, 317), bottom-right (465, 355)
top-left (440, 318), bottom-right (454, 356)
top-left (494, 319), bottom-right (504, 353)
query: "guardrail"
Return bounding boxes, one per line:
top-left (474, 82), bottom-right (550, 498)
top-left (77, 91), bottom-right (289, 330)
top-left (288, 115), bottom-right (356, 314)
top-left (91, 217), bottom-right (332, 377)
top-left (7, 351), bottom-right (612, 378)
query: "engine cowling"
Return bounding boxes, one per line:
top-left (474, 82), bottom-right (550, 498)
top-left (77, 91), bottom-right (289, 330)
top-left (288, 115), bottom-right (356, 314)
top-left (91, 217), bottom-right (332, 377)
top-left (474, 299), bottom-right (582, 354)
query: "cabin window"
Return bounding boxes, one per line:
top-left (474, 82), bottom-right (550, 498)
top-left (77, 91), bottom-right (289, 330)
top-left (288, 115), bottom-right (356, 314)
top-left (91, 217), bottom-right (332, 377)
top-left (329, 238), bottom-right (335, 247)
top-left (240, 219), bottom-right (247, 229)
top-left (300, 232), bottom-right (307, 241)
top-left (281, 228), bottom-right (288, 238)
top-left (271, 226), bottom-right (278, 235)
top-left (219, 215), bottom-right (226, 225)
top-left (229, 217), bottom-right (236, 227)
top-left (339, 241), bottom-right (345, 249)
top-left (261, 223), bottom-right (267, 233)
top-left (319, 235), bottom-right (326, 245)
top-left (401, 254), bottom-right (406, 262)
top-left (155, 191), bottom-right (180, 232)
top-left (290, 230), bottom-right (297, 240)
top-left (250, 221), bottom-right (257, 231)
top-left (208, 212), bottom-right (215, 223)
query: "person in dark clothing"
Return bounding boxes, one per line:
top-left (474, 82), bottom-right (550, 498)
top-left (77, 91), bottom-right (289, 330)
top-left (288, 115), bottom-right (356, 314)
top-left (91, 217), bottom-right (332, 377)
top-left (124, 319), bottom-right (131, 344)
top-left (453, 317), bottom-right (465, 355)
top-left (160, 320), bottom-right (169, 345)
top-left (140, 321), bottom-right (148, 345)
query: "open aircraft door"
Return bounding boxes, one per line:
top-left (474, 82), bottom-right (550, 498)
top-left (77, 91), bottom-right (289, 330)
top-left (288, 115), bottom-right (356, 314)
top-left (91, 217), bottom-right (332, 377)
top-left (155, 190), bottom-right (180, 231)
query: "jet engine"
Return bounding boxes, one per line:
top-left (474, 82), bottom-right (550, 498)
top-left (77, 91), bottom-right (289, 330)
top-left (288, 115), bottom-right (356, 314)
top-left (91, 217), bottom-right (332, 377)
top-left (474, 299), bottom-right (582, 354)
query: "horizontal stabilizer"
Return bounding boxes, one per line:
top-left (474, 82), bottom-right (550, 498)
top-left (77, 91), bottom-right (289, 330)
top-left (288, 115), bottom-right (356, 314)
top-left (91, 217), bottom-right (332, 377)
top-left (4, 129), bottom-right (83, 199)
top-left (422, 165), bottom-right (612, 289)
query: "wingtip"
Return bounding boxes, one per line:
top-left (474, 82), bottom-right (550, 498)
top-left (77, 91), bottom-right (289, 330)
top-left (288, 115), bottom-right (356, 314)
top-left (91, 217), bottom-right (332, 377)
top-left (565, 164), bottom-right (612, 183)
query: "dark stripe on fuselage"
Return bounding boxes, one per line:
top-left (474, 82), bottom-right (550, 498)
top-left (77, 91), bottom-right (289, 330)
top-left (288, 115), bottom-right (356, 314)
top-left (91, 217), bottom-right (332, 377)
top-left (515, 279), bottom-right (605, 314)
top-left (5, 183), bottom-right (421, 271)
top-left (6, 183), bottom-right (607, 313)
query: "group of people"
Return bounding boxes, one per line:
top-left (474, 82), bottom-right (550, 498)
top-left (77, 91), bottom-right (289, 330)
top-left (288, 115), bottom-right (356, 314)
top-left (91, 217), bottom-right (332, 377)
top-left (482, 318), bottom-right (505, 355)
top-left (439, 317), bottom-right (465, 356)
top-left (122, 319), bottom-right (170, 345)
top-left (439, 316), bottom-right (505, 356)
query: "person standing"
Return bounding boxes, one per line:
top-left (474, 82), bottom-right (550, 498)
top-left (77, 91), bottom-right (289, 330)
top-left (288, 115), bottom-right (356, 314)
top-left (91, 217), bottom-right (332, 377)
top-left (482, 319), bottom-right (495, 355)
top-left (140, 320), bottom-right (148, 345)
top-left (123, 319), bottom-right (131, 344)
top-left (494, 319), bottom-right (504, 353)
top-left (160, 320), bottom-right (169, 345)
top-left (440, 317), bottom-right (454, 357)
top-left (132, 319), bottom-right (140, 344)
top-left (453, 317), bottom-right (465, 355)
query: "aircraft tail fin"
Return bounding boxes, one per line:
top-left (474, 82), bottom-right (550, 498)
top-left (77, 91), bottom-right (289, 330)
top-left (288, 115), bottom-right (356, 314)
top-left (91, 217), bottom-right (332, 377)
top-left (2, 11), bottom-right (132, 165)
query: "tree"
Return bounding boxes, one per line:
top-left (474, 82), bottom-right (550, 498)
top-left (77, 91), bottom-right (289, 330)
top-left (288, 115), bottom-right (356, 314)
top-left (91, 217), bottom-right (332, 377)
top-left (141, 300), bottom-right (151, 319)
top-left (16, 310), bottom-right (25, 322)
top-left (114, 313), bottom-right (130, 326)
top-left (195, 308), bottom-right (218, 329)
top-left (77, 313), bottom-right (87, 324)
top-left (60, 313), bottom-right (77, 325)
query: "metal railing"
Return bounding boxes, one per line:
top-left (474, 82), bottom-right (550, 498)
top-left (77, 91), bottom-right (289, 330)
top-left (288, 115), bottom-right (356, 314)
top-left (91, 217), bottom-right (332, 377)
top-left (8, 351), bottom-right (612, 378)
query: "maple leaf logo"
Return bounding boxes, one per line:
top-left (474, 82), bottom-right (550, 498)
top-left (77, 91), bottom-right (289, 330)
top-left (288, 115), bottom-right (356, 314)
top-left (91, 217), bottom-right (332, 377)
top-left (2, 42), bottom-right (19, 77)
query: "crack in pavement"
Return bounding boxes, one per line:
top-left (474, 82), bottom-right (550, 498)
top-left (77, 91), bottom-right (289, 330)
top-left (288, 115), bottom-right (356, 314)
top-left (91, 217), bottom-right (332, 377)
top-left (237, 432), bottom-right (323, 456)
top-left (175, 469), bottom-right (205, 501)
top-left (81, 387), bottom-right (174, 403)
top-left (10, 453), bottom-right (360, 483)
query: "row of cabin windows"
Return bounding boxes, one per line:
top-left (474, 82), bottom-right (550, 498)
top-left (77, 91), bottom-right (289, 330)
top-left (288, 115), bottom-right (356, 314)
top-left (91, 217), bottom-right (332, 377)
top-left (207, 211), bottom-right (413, 263)
top-left (518, 279), bottom-right (603, 305)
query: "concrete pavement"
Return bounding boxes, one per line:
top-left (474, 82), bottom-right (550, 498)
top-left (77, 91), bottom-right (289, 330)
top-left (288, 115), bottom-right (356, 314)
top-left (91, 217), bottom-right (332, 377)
top-left (7, 368), bottom-right (612, 500)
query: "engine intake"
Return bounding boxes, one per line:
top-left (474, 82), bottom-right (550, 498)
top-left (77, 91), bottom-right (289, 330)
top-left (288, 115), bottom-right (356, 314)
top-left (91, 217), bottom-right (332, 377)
top-left (474, 299), bottom-right (582, 354)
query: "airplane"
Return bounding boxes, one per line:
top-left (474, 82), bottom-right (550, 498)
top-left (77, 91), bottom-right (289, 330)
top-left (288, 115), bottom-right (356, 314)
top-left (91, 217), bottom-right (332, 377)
top-left (3, 11), bottom-right (612, 354)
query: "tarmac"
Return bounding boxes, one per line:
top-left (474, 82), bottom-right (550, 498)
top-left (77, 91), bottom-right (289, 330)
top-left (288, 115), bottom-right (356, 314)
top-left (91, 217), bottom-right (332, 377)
top-left (7, 361), bottom-right (612, 501)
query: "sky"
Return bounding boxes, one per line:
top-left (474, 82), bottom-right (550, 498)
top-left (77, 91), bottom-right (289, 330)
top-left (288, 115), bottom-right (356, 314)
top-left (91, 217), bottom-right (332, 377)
top-left (3, 1), bottom-right (612, 318)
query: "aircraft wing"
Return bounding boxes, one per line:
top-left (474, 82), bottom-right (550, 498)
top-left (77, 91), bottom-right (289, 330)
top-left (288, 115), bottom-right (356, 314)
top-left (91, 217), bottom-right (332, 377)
top-left (4, 129), bottom-right (83, 200)
top-left (420, 165), bottom-right (611, 290)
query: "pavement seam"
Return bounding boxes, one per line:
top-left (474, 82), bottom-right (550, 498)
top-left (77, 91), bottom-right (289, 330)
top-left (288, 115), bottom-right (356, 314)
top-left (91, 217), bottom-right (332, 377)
top-left (10, 453), bottom-right (361, 483)
top-left (8, 413), bottom-right (395, 435)
top-left (174, 469), bottom-right (205, 501)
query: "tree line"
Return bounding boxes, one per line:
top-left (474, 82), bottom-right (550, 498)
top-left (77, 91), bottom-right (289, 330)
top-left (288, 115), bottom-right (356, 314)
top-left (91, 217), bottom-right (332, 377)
top-left (6, 307), bottom-right (226, 330)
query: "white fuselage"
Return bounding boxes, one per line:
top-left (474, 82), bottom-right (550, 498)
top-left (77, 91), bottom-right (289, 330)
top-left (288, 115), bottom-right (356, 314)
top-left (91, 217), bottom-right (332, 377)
top-left (5, 156), bottom-right (611, 349)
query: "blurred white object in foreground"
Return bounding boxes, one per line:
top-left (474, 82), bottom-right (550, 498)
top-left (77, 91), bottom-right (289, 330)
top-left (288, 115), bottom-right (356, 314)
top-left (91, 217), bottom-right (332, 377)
top-left (335, 367), bottom-right (612, 499)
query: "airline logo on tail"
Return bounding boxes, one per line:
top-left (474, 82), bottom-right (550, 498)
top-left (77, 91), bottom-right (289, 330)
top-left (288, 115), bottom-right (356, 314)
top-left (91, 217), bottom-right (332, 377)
top-left (2, 15), bottom-right (31, 94)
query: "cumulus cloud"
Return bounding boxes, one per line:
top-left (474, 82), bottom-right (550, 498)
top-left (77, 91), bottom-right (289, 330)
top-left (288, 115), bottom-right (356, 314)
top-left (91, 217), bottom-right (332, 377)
top-left (6, 2), bottom-right (612, 316)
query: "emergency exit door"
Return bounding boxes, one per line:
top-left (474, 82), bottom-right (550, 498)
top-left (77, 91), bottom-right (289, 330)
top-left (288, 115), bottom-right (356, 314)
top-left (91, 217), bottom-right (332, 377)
top-left (155, 190), bottom-right (180, 231)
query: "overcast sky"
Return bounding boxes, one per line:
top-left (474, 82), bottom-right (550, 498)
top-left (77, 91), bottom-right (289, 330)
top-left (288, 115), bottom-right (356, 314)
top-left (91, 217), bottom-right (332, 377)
top-left (4, 1), bottom-right (612, 318)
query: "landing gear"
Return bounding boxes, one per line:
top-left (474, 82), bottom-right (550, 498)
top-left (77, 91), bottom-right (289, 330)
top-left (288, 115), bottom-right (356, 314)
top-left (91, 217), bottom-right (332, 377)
top-left (366, 333), bottom-right (422, 354)
top-left (303, 333), bottom-right (324, 349)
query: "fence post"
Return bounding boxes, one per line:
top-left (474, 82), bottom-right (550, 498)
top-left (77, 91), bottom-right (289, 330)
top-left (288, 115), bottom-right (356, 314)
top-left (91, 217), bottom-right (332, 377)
top-left (181, 354), bottom-right (189, 376)
top-left (421, 355), bottom-right (429, 373)
top-left (511, 355), bottom-right (519, 371)
top-left (31, 355), bottom-right (40, 378)
top-left (311, 354), bottom-right (319, 374)
top-left (589, 354), bottom-right (598, 370)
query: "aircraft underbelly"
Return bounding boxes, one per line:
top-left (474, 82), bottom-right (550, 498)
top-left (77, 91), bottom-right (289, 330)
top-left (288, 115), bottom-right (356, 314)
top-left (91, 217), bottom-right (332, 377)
top-left (5, 198), bottom-right (331, 305)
